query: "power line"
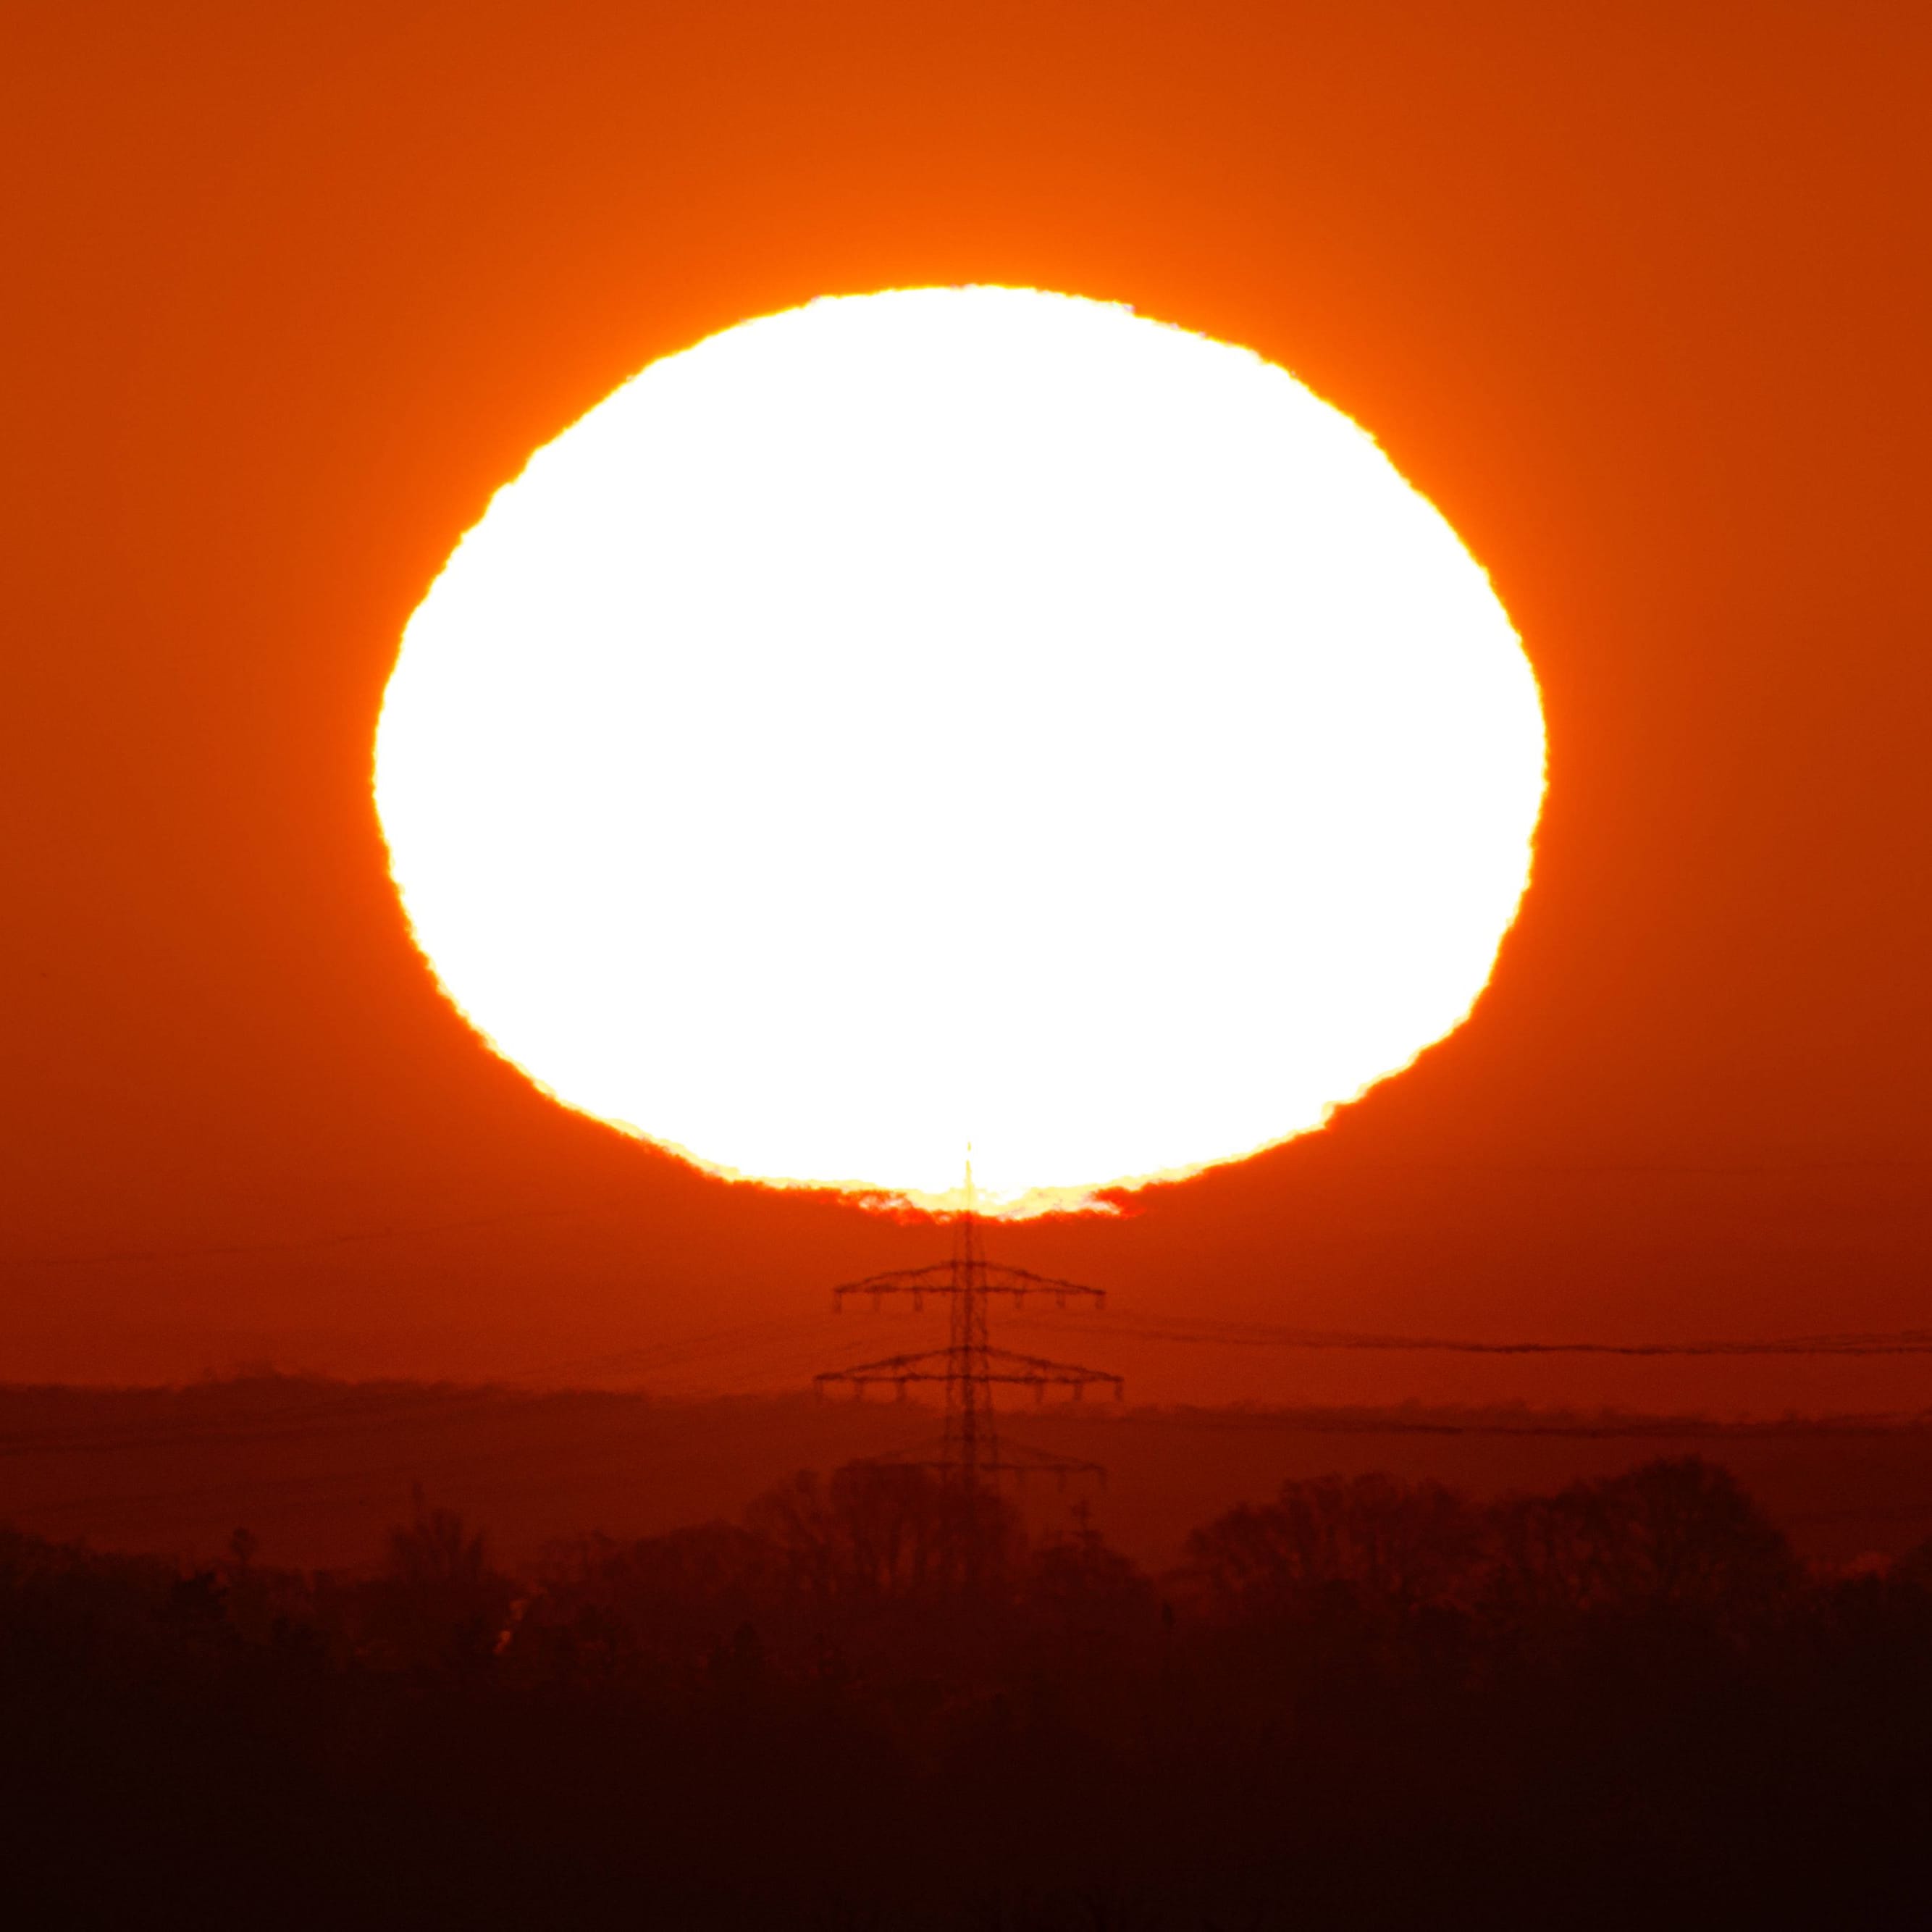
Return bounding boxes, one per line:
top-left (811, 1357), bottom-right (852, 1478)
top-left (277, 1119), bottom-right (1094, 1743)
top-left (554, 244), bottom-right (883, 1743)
top-left (1006, 1313), bottom-right (1932, 1358)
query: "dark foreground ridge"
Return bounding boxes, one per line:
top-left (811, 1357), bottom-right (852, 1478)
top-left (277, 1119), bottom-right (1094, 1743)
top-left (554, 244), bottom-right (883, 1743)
top-left (5, 1455), bottom-right (1932, 1928)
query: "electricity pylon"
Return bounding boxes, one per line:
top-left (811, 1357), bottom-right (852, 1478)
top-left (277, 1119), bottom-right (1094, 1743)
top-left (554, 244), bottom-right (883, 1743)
top-left (815, 1165), bottom-right (1122, 1488)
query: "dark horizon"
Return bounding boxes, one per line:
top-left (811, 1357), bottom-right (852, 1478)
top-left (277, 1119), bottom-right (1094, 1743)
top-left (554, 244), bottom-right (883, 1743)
top-left (12, 1372), bottom-right (1932, 1581)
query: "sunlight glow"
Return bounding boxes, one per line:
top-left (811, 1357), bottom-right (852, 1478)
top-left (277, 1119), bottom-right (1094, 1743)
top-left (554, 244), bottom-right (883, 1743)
top-left (375, 287), bottom-right (1545, 1214)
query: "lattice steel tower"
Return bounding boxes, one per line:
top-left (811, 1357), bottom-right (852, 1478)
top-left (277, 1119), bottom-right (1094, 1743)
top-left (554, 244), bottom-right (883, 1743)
top-left (815, 1165), bottom-right (1122, 1486)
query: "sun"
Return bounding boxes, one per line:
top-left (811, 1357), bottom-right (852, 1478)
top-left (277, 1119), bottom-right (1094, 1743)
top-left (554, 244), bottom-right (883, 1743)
top-left (374, 287), bottom-right (1545, 1215)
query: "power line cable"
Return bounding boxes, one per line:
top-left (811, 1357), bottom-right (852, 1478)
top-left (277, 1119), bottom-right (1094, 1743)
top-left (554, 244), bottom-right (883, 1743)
top-left (1007, 1312), bottom-right (1932, 1358)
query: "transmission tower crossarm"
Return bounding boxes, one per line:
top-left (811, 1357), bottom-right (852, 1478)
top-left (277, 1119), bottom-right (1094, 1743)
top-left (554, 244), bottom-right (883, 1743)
top-left (978, 1345), bottom-right (1124, 1393)
top-left (832, 1261), bottom-right (1106, 1309)
top-left (815, 1347), bottom-right (957, 1390)
top-left (815, 1345), bottom-right (1122, 1395)
top-left (978, 1264), bottom-right (1107, 1306)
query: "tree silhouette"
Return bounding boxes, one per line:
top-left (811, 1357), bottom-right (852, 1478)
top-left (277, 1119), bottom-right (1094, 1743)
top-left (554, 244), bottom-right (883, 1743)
top-left (524, 1521), bottom-right (779, 1676)
top-left (9, 1454), bottom-right (1932, 1929)
top-left (746, 1462), bottom-right (1024, 1604)
top-left (1486, 1456), bottom-right (1800, 1634)
top-left (1889, 1530), bottom-right (1932, 1594)
top-left (364, 1489), bottom-right (513, 1673)
top-left (1181, 1471), bottom-right (1487, 1623)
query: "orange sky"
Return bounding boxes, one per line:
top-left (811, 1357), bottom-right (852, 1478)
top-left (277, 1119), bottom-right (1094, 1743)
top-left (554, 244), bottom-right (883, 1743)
top-left (4, 0), bottom-right (1928, 1414)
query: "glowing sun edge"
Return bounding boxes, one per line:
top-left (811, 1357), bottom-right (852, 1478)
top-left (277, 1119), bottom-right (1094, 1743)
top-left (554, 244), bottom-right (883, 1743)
top-left (376, 287), bottom-right (1546, 1221)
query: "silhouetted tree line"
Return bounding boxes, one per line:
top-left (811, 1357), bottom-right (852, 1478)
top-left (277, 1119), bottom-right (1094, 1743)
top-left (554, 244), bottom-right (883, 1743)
top-left (4, 1458), bottom-right (1931, 1928)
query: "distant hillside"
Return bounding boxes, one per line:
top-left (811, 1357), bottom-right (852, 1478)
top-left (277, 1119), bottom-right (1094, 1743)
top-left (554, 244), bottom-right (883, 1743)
top-left (4, 1375), bottom-right (1932, 1571)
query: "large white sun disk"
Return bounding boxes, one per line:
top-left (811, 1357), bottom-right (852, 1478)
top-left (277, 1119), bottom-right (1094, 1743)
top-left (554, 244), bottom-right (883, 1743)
top-left (375, 287), bottom-right (1545, 1212)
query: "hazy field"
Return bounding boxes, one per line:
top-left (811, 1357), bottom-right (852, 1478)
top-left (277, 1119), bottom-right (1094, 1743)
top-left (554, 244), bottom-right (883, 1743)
top-left (7, 1375), bottom-right (1931, 1572)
